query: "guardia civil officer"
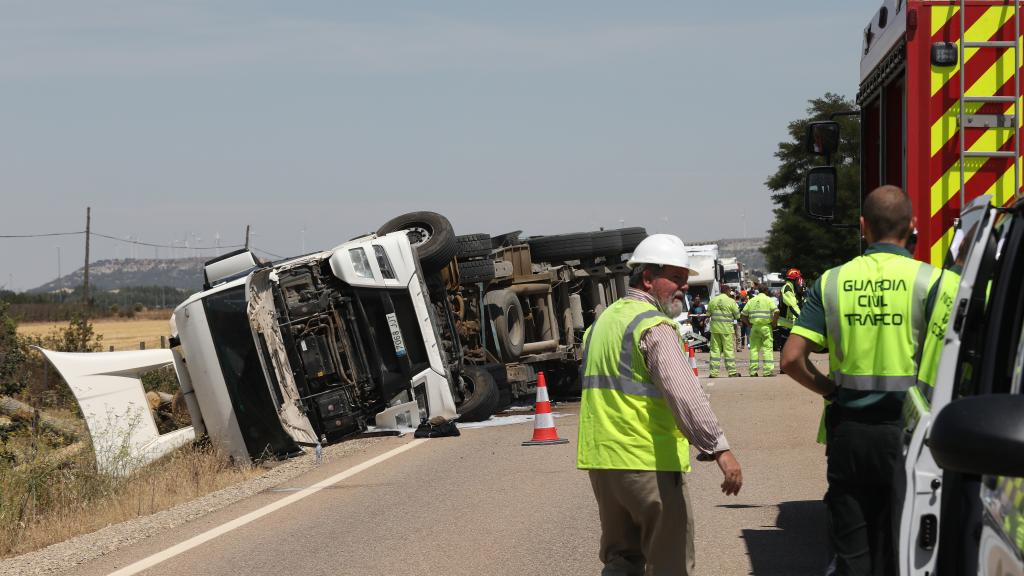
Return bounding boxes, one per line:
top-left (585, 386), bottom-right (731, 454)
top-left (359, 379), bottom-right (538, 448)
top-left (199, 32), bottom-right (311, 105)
top-left (781, 185), bottom-right (940, 576)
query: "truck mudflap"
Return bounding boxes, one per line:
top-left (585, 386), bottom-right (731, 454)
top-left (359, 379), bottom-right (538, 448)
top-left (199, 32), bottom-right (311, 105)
top-left (35, 348), bottom-right (195, 475)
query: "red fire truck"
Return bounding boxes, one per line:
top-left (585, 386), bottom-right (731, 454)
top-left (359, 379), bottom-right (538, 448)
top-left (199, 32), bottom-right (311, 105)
top-left (807, 0), bottom-right (1021, 264)
top-left (804, 2), bottom-right (1024, 575)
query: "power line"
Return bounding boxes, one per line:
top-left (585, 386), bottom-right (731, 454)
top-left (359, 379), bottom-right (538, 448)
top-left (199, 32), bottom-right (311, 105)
top-left (0, 231), bottom-right (85, 238)
top-left (250, 247), bottom-right (284, 260)
top-left (90, 232), bottom-right (245, 250)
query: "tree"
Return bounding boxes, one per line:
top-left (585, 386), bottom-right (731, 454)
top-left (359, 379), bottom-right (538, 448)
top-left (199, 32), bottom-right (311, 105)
top-left (763, 93), bottom-right (861, 281)
top-left (0, 302), bottom-right (28, 396)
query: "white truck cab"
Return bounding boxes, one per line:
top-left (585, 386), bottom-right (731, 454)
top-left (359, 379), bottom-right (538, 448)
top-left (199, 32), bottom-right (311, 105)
top-left (899, 195), bottom-right (1024, 575)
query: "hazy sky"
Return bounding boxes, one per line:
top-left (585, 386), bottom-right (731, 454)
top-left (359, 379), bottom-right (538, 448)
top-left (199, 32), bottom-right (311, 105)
top-left (1, 1), bottom-right (865, 291)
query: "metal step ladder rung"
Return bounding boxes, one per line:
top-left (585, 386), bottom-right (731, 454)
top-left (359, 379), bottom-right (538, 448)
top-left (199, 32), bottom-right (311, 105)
top-left (963, 95), bottom-right (1017, 103)
top-left (963, 40), bottom-right (1017, 48)
top-left (963, 150), bottom-right (1018, 158)
top-left (959, 0), bottom-right (1022, 206)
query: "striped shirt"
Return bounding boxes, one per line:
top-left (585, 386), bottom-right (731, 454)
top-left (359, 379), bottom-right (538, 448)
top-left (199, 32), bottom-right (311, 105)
top-left (627, 288), bottom-right (730, 456)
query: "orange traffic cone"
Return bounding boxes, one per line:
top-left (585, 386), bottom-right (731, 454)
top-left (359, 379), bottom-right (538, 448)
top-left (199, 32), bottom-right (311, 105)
top-left (689, 345), bottom-right (698, 377)
top-left (523, 371), bottom-right (569, 446)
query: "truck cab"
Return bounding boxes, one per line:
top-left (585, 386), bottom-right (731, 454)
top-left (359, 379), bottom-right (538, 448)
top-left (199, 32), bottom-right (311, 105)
top-left (169, 232), bottom-right (463, 463)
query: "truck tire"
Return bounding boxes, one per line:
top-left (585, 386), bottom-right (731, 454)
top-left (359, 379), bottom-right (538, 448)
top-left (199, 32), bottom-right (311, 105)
top-left (484, 289), bottom-right (525, 362)
top-left (590, 230), bottom-right (623, 257)
top-left (458, 259), bottom-right (495, 285)
top-left (484, 364), bottom-right (512, 411)
top-left (457, 366), bottom-right (499, 422)
top-left (527, 232), bottom-right (593, 262)
top-left (619, 227), bottom-right (648, 253)
top-left (456, 233), bottom-right (492, 260)
top-left (377, 211), bottom-right (457, 273)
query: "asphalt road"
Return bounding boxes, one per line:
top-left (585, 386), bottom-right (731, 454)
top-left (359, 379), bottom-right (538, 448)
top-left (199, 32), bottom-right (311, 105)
top-left (68, 353), bottom-right (831, 576)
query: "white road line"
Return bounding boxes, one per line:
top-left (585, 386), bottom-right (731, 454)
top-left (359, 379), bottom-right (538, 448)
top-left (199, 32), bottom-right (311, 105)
top-left (106, 439), bottom-right (427, 576)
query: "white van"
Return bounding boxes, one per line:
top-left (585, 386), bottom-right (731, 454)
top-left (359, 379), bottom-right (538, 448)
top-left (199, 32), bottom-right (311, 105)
top-left (899, 195), bottom-right (1024, 575)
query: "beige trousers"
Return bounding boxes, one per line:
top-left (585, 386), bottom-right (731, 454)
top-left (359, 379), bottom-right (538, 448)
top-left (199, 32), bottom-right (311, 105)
top-left (588, 469), bottom-right (695, 576)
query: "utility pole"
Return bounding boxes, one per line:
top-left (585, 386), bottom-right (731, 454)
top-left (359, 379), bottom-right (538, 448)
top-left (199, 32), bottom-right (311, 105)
top-left (245, 225), bottom-right (251, 250)
top-left (84, 206), bottom-right (91, 308)
top-left (57, 246), bottom-right (62, 303)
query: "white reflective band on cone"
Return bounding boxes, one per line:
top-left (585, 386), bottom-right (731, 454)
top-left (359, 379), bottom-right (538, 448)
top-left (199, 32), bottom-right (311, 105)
top-left (534, 412), bottom-right (556, 430)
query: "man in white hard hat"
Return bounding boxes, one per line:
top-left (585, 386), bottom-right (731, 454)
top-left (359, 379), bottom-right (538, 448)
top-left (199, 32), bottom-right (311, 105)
top-left (578, 233), bottom-right (743, 576)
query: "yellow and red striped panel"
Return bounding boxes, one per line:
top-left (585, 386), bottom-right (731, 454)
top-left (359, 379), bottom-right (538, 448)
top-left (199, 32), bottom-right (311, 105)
top-left (929, 3), bottom-right (1021, 264)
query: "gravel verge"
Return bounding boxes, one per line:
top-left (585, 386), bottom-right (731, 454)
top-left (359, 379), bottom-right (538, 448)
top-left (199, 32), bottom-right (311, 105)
top-left (0, 436), bottom-right (387, 576)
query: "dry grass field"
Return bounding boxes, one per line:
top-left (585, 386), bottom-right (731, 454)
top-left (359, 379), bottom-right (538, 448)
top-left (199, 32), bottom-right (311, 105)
top-left (17, 310), bottom-right (174, 351)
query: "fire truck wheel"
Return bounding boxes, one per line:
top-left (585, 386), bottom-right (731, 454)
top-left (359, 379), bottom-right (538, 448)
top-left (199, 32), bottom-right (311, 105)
top-left (457, 366), bottom-right (500, 422)
top-left (377, 211), bottom-right (457, 273)
top-left (456, 233), bottom-right (492, 259)
top-left (484, 289), bottom-right (525, 362)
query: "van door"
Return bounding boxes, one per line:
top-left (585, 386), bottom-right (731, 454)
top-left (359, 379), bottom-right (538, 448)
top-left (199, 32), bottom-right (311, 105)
top-left (898, 195), bottom-right (999, 576)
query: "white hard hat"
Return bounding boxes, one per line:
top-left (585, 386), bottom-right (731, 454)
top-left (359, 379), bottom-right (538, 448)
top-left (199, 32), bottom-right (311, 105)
top-left (626, 233), bottom-right (699, 276)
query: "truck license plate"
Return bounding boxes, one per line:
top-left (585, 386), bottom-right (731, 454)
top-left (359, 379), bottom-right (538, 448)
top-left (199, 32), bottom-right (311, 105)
top-left (386, 313), bottom-right (407, 358)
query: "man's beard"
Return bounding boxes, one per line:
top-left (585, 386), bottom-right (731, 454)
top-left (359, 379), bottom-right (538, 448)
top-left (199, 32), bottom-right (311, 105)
top-left (657, 290), bottom-right (686, 318)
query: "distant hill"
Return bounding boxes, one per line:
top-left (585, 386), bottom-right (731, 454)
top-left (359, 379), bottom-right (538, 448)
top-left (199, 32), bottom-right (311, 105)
top-left (29, 257), bottom-right (205, 294)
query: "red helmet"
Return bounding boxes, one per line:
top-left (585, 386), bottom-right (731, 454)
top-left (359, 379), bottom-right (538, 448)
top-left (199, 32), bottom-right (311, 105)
top-left (786, 268), bottom-right (802, 280)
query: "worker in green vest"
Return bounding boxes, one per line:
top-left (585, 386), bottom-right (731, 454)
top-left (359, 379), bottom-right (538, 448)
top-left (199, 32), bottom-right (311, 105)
top-left (707, 289), bottom-right (741, 377)
top-left (741, 284), bottom-right (779, 377)
top-left (778, 268), bottom-right (803, 335)
top-left (578, 233), bottom-right (742, 575)
top-left (781, 185), bottom-right (941, 576)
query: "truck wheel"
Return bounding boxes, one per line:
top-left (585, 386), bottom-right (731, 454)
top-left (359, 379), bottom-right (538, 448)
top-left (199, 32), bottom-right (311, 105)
top-left (484, 289), bottom-right (525, 362)
top-left (377, 211), bottom-right (457, 273)
top-left (527, 232), bottom-right (593, 262)
top-left (458, 259), bottom-right (495, 285)
top-left (484, 363), bottom-right (512, 411)
top-left (619, 227), bottom-right (647, 253)
top-left (457, 366), bottom-right (499, 422)
top-left (456, 233), bottom-right (492, 259)
top-left (590, 230), bottom-right (623, 257)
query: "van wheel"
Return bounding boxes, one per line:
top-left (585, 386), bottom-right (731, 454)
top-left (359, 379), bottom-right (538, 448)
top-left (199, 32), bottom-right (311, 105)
top-left (377, 211), bottom-right (457, 273)
top-left (457, 366), bottom-right (499, 422)
top-left (484, 289), bottom-right (525, 362)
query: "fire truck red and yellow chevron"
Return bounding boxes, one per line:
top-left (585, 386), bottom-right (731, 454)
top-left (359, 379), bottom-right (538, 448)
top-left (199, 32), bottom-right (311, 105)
top-left (929, 2), bottom-right (1022, 264)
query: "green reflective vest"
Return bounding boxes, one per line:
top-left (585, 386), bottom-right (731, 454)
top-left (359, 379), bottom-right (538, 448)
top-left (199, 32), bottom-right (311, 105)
top-left (820, 252), bottom-right (939, 393)
top-left (707, 293), bottom-right (739, 335)
top-left (576, 298), bottom-right (691, 472)
top-left (742, 293), bottom-right (778, 327)
top-left (779, 281), bottom-right (801, 329)
top-left (917, 270), bottom-right (961, 391)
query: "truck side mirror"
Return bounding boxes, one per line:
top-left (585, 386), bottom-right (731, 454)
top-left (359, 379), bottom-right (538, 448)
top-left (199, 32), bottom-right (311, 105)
top-left (806, 121), bottom-right (840, 157)
top-left (805, 166), bottom-right (837, 221)
top-left (929, 394), bottom-right (1024, 478)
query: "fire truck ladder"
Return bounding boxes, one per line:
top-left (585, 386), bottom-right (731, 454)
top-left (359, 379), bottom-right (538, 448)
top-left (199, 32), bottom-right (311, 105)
top-left (959, 0), bottom-right (1022, 208)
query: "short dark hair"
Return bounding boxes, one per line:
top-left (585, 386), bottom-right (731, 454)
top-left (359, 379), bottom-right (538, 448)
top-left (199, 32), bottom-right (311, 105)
top-left (863, 185), bottom-right (913, 241)
top-left (628, 264), bottom-right (663, 288)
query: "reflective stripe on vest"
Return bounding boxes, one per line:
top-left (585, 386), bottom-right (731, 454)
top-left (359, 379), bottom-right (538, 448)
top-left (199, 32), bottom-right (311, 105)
top-left (580, 309), bottom-right (662, 398)
top-left (576, 298), bottom-right (691, 472)
top-left (822, 255), bottom-right (936, 392)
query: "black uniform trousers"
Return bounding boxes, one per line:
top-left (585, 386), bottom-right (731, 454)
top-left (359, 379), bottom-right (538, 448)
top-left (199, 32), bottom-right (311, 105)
top-left (825, 404), bottom-right (902, 576)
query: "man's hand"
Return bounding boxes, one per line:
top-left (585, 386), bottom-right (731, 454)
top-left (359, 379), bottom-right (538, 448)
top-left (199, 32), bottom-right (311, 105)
top-left (715, 450), bottom-right (742, 495)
